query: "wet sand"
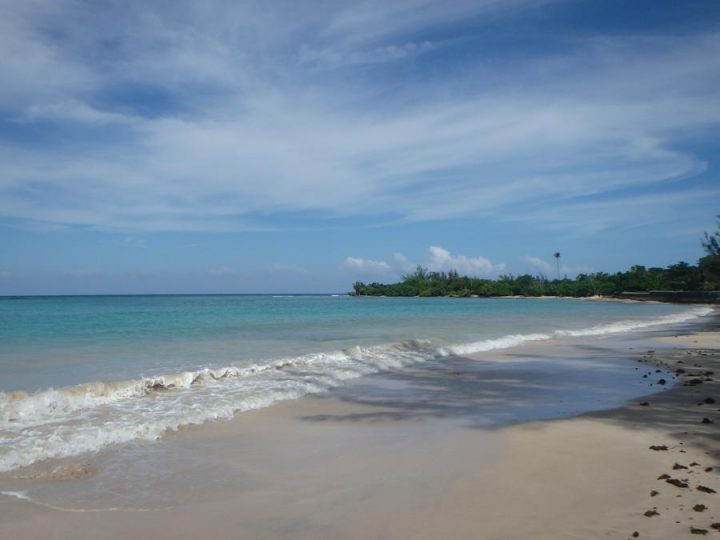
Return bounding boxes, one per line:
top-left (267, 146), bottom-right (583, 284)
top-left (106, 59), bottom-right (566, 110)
top-left (0, 319), bottom-right (718, 539)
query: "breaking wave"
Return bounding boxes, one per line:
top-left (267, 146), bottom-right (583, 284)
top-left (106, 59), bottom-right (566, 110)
top-left (442, 306), bottom-right (714, 355)
top-left (0, 306), bottom-right (713, 472)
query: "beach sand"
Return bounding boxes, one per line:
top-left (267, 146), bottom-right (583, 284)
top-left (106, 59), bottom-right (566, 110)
top-left (0, 320), bottom-right (718, 539)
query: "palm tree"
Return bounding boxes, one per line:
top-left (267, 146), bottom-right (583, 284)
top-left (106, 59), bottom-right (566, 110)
top-left (553, 252), bottom-right (561, 280)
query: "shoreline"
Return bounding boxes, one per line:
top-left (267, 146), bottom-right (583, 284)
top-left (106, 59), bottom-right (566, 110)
top-left (354, 293), bottom-right (720, 304)
top-left (0, 317), bottom-right (718, 538)
top-left (580, 324), bottom-right (720, 537)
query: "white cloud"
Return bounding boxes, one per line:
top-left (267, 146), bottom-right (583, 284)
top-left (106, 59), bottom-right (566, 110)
top-left (392, 252), bottom-right (417, 274)
top-left (508, 188), bottom-right (720, 235)
top-left (122, 235), bottom-right (147, 248)
top-left (524, 256), bottom-right (553, 275)
top-left (345, 246), bottom-right (504, 278)
top-left (0, 2), bottom-right (717, 233)
top-left (343, 257), bottom-right (392, 274)
top-left (322, 0), bottom-right (551, 46)
top-left (426, 246), bottom-right (505, 275)
top-left (299, 40), bottom-right (437, 68)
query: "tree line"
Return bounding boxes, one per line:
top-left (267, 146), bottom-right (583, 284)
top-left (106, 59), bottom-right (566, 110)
top-left (352, 219), bottom-right (720, 298)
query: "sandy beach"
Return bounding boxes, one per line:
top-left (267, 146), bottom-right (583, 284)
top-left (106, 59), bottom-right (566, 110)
top-left (0, 316), bottom-right (718, 539)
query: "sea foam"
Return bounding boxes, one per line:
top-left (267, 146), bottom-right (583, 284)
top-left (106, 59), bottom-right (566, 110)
top-left (442, 306), bottom-right (713, 355)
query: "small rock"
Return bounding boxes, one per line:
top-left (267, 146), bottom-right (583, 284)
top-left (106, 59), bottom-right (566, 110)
top-left (673, 463), bottom-right (689, 470)
top-left (657, 379), bottom-right (667, 385)
top-left (710, 523), bottom-right (720, 531)
top-left (632, 532), bottom-right (639, 538)
top-left (650, 445), bottom-right (669, 451)
top-left (693, 504), bottom-right (707, 512)
top-left (704, 467), bottom-right (713, 473)
top-left (690, 527), bottom-right (708, 535)
top-left (658, 474), bottom-right (672, 480)
top-left (650, 490), bottom-right (659, 497)
top-left (701, 418), bottom-right (713, 424)
top-left (697, 485), bottom-right (717, 494)
top-left (644, 510), bottom-right (660, 517)
top-left (666, 478), bottom-right (689, 488)
top-left (690, 462), bottom-right (701, 467)
top-left (639, 401), bottom-right (650, 406)
top-left (702, 397), bottom-right (716, 404)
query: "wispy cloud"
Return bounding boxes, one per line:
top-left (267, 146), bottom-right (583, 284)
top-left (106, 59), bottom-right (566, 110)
top-left (524, 256), bottom-right (553, 275)
top-left (343, 257), bottom-right (392, 275)
top-left (122, 235), bottom-right (147, 248)
top-left (299, 40), bottom-right (438, 68)
top-left (0, 1), bottom-right (717, 234)
top-left (524, 256), bottom-right (591, 278)
top-left (508, 188), bottom-right (720, 235)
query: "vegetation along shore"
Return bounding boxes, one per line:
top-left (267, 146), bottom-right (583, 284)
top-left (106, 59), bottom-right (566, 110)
top-left (352, 221), bottom-right (720, 299)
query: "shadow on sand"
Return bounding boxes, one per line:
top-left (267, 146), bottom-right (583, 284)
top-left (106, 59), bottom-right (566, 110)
top-left (297, 342), bottom-right (673, 430)
top-left (298, 319), bottom-right (719, 463)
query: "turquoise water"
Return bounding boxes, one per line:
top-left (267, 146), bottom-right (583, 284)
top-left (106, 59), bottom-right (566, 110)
top-left (0, 294), bottom-right (713, 472)
top-left (0, 294), bottom-right (706, 392)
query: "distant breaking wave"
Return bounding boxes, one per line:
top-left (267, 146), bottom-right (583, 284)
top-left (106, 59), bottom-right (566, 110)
top-left (442, 306), bottom-right (714, 355)
top-left (0, 306), bottom-right (713, 472)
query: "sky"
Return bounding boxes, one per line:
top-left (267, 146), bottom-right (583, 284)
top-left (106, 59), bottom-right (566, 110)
top-left (0, 0), bottom-right (719, 294)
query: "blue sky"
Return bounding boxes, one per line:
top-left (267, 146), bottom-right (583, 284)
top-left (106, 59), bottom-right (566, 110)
top-left (1, 0), bottom-right (719, 294)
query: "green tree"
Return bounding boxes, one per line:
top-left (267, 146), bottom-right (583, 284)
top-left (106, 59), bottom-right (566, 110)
top-left (698, 216), bottom-right (720, 289)
top-left (699, 256), bottom-right (720, 290)
top-left (661, 262), bottom-right (701, 290)
top-left (702, 215), bottom-right (720, 256)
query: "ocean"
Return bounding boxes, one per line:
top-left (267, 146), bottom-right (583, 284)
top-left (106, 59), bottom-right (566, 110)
top-left (0, 294), bottom-right (713, 473)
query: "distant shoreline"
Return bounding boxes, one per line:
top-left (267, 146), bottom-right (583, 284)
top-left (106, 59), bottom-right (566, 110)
top-left (352, 292), bottom-right (720, 304)
top-left (351, 258), bottom-right (720, 300)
